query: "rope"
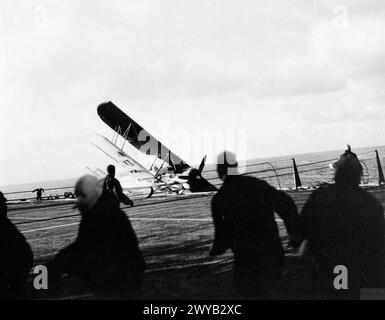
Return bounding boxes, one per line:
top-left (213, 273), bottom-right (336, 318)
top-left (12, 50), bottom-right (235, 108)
top-left (3, 150), bottom-right (380, 200)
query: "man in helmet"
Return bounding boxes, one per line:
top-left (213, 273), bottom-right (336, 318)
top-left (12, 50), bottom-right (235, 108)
top-left (209, 151), bottom-right (303, 299)
top-left (101, 165), bottom-right (134, 208)
top-left (301, 145), bottom-right (385, 299)
top-left (47, 175), bottom-right (145, 298)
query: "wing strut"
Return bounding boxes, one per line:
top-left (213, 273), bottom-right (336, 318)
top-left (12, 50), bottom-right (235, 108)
top-left (154, 152), bottom-right (170, 178)
top-left (112, 126), bottom-right (121, 145)
top-left (121, 123), bottom-right (132, 150)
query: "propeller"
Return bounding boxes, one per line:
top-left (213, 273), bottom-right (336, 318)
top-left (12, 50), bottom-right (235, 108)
top-left (168, 150), bottom-right (176, 172)
top-left (174, 154), bottom-right (216, 192)
top-left (178, 155), bottom-right (207, 180)
top-left (198, 155), bottom-right (207, 174)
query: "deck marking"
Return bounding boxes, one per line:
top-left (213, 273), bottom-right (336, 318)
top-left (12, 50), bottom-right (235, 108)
top-left (147, 258), bottom-right (233, 273)
top-left (22, 222), bottom-right (79, 234)
top-left (10, 216), bottom-right (46, 220)
top-left (21, 217), bottom-right (284, 234)
top-left (14, 209), bottom-right (146, 224)
top-left (130, 217), bottom-right (212, 222)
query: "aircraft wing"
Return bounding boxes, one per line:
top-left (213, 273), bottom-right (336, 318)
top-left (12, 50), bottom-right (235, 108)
top-left (97, 101), bottom-right (190, 173)
top-left (86, 167), bottom-right (106, 178)
top-left (90, 134), bottom-right (157, 189)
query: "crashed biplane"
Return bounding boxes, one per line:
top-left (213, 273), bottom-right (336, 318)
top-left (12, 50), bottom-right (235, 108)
top-left (91, 101), bottom-right (217, 197)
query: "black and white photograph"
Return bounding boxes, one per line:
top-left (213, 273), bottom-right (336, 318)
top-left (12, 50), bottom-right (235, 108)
top-left (1, 0), bottom-right (385, 308)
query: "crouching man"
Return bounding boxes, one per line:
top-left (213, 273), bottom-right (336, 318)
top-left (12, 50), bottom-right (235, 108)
top-left (47, 175), bottom-right (145, 299)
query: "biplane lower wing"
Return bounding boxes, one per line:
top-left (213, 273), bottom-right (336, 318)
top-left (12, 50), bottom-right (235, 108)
top-left (91, 134), bottom-right (157, 190)
top-left (90, 134), bottom-right (195, 196)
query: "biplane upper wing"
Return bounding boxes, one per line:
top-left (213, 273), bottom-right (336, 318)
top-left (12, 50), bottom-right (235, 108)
top-left (97, 101), bottom-right (217, 192)
top-left (97, 101), bottom-right (190, 173)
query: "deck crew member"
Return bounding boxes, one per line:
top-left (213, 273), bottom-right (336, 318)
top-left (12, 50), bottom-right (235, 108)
top-left (301, 145), bottom-right (385, 299)
top-left (0, 191), bottom-right (33, 299)
top-left (209, 151), bottom-right (303, 299)
top-left (32, 187), bottom-right (44, 202)
top-left (0, 192), bottom-right (7, 218)
top-left (47, 175), bottom-right (145, 298)
top-left (100, 165), bottom-right (133, 208)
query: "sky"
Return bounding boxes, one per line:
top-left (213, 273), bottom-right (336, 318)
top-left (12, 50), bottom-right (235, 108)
top-left (1, 0), bottom-right (385, 185)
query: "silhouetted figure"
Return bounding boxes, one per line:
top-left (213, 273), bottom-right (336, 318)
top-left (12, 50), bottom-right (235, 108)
top-left (210, 151), bottom-right (303, 299)
top-left (47, 175), bottom-right (145, 298)
top-left (100, 165), bottom-right (134, 208)
top-left (0, 192), bottom-right (7, 219)
top-left (301, 146), bottom-right (385, 299)
top-left (0, 192), bottom-right (33, 299)
top-left (32, 188), bottom-right (44, 202)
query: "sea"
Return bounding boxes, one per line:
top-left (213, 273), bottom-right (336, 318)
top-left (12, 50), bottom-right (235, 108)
top-left (1, 145), bottom-right (385, 202)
